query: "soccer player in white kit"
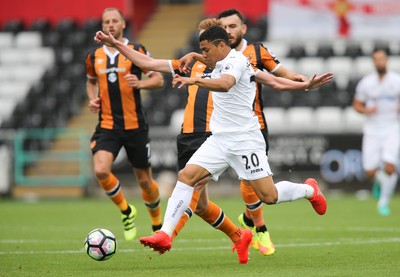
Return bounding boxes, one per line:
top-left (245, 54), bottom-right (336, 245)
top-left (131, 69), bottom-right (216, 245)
top-left (353, 48), bottom-right (400, 216)
top-left (139, 26), bottom-right (328, 260)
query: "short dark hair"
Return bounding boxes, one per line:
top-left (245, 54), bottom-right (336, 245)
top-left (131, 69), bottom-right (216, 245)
top-left (372, 47), bottom-right (388, 56)
top-left (199, 25), bottom-right (229, 46)
top-left (217, 8), bottom-right (245, 23)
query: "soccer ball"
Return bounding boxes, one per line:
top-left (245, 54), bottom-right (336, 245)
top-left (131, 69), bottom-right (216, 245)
top-left (84, 228), bottom-right (117, 261)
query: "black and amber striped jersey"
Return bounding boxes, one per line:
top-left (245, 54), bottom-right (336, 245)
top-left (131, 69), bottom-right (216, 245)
top-left (171, 59), bottom-right (214, 134)
top-left (86, 39), bottom-right (152, 131)
top-left (242, 39), bottom-right (281, 130)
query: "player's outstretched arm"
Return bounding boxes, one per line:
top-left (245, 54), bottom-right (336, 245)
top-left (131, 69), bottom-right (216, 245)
top-left (172, 73), bottom-right (235, 92)
top-left (94, 31), bottom-right (172, 73)
top-left (255, 71), bottom-right (333, 91)
top-left (274, 66), bottom-right (308, 82)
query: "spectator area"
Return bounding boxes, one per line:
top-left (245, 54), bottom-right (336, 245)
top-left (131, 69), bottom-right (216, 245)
top-left (1, 16), bottom-right (399, 137)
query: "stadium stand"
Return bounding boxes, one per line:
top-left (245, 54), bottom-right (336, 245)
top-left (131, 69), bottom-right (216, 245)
top-left (2, 15), bottom-right (398, 136)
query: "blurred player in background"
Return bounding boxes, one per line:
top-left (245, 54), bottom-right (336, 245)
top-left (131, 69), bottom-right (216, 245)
top-left (353, 48), bottom-right (400, 216)
top-left (85, 7), bottom-right (164, 241)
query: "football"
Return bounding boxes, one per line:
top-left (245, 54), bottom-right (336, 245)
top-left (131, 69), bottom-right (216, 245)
top-left (84, 228), bottom-right (117, 261)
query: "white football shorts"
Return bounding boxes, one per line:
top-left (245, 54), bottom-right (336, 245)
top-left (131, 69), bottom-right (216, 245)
top-left (187, 130), bottom-right (273, 181)
top-left (362, 124), bottom-right (400, 170)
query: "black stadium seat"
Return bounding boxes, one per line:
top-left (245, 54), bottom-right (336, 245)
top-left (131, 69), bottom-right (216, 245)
top-left (2, 19), bottom-right (25, 33)
top-left (30, 18), bottom-right (51, 33)
top-left (288, 45), bottom-right (306, 59)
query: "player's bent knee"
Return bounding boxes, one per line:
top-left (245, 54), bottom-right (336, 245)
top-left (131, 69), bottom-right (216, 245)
top-left (94, 166), bottom-right (111, 180)
top-left (137, 178), bottom-right (151, 189)
top-left (263, 196), bottom-right (278, 205)
top-left (258, 192), bottom-right (278, 205)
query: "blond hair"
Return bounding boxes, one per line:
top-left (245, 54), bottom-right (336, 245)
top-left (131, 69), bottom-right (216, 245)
top-left (198, 18), bottom-right (222, 32)
top-left (102, 7), bottom-right (125, 21)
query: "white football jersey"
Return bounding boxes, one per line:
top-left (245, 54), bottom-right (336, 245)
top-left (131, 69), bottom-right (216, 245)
top-left (209, 49), bottom-right (260, 134)
top-left (355, 71), bottom-right (400, 133)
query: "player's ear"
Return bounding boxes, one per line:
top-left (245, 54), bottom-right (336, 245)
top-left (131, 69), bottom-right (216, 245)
top-left (242, 23), bottom-right (247, 35)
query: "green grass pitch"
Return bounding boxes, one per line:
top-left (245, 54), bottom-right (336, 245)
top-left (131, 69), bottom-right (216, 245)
top-left (1, 194), bottom-right (399, 276)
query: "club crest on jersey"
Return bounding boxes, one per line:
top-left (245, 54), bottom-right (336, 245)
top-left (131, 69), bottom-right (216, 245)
top-left (108, 72), bottom-right (117, 83)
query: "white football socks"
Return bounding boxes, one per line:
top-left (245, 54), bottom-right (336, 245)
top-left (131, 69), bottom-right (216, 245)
top-left (275, 181), bottom-right (314, 203)
top-left (377, 170), bottom-right (397, 207)
top-left (161, 181), bottom-right (194, 237)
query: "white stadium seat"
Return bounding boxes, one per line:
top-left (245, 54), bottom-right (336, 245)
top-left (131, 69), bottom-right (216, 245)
top-left (0, 82), bottom-right (30, 102)
top-left (0, 32), bottom-right (14, 48)
top-left (286, 107), bottom-right (315, 133)
top-left (354, 56), bottom-right (374, 78)
top-left (0, 48), bottom-right (54, 68)
top-left (279, 57), bottom-right (297, 73)
top-left (169, 109), bottom-right (185, 134)
top-left (297, 57), bottom-right (325, 77)
top-left (25, 47), bottom-right (55, 67)
top-left (262, 40), bottom-right (290, 58)
top-left (264, 107), bottom-right (287, 134)
top-left (343, 106), bottom-right (365, 133)
top-left (0, 49), bottom-right (24, 64)
top-left (0, 98), bottom-right (18, 121)
top-left (14, 31), bottom-right (42, 48)
top-left (326, 57), bottom-right (355, 79)
top-left (388, 56), bottom-right (400, 73)
top-left (314, 107), bottom-right (344, 134)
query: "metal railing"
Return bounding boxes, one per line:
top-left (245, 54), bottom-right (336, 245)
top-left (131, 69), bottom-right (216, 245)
top-left (13, 128), bottom-right (91, 187)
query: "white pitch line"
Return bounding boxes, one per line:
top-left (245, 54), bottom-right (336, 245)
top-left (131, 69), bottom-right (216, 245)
top-left (0, 237), bottom-right (399, 255)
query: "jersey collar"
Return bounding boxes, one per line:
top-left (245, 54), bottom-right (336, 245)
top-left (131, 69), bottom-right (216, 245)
top-left (103, 38), bottom-right (129, 64)
top-left (238, 39), bottom-right (248, 53)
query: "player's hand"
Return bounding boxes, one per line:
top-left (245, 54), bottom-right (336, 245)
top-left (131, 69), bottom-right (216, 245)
top-left (172, 74), bottom-right (195, 89)
top-left (124, 74), bottom-right (141, 88)
top-left (88, 98), bottom-right (100, 113)
top-left (365, 106), bottom-right (377, 115)
top-left (179, 52), bottom-right (204, 74)
top-left (94, 31), bottom-right (117, 47)
top-left (306, 72), bottom-right (334, 90)
top-left (294, 74), bottom-right (308, 82)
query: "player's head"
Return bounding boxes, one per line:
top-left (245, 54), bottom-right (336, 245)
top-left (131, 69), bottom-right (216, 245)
top-left (198, 18), bottom-right (222, 35)
top-left (199, 25), bottom-right (230, 68)
top-left (372, 48), bottom-right (388, 75)
top-left (102, 8), bottom-right (126, 41)
top-left (217, 9), bottom-right (247, 49)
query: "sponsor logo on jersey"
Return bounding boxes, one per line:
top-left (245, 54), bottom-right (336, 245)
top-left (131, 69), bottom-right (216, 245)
top-left (196, 72), bottom-right (212, 78)
top-left (99, 67), bottom-right (127, 74)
